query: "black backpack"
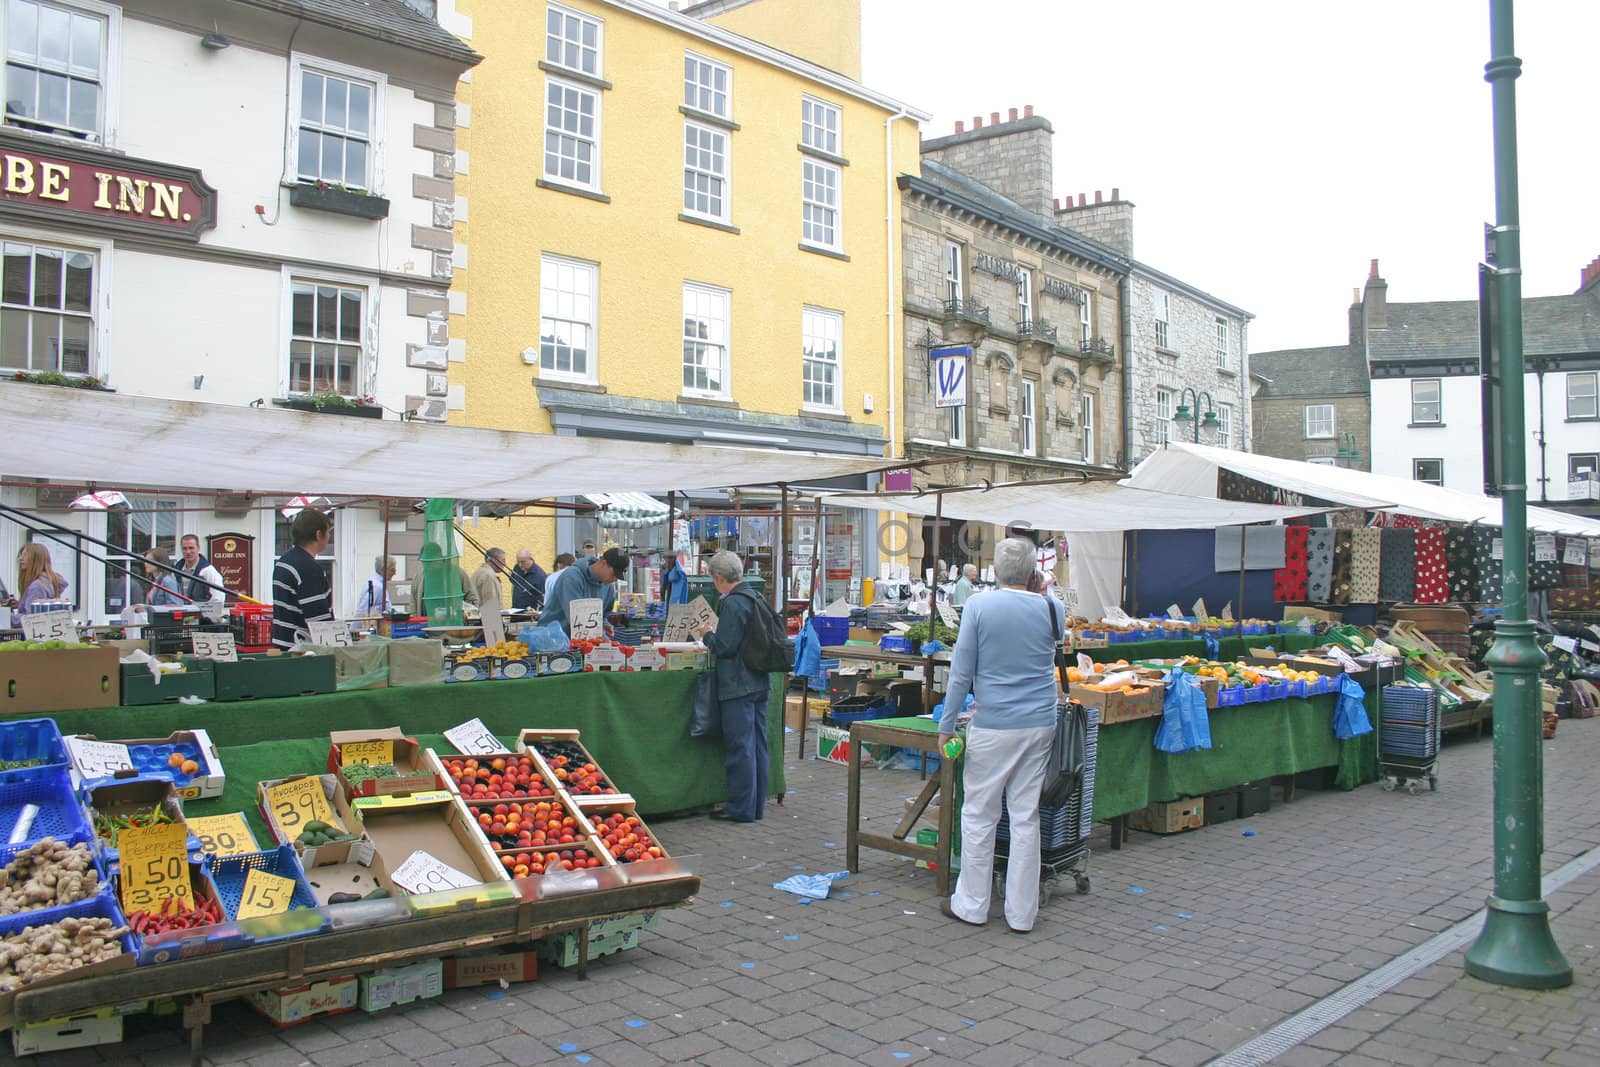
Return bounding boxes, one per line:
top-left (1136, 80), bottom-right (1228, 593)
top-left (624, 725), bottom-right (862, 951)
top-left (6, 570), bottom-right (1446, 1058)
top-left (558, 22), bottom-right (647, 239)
top-left (730, 588), bottom-right (795, 673)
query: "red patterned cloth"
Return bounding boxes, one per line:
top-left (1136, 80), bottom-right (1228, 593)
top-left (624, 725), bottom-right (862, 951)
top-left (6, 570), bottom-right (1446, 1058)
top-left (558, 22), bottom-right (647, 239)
top-left (1390, 514), bottom-right (1424, 530)
top-left (1274, 525), bottom-right (1310, 602)
top-left (1413, 526), bottom-right (1449, 602)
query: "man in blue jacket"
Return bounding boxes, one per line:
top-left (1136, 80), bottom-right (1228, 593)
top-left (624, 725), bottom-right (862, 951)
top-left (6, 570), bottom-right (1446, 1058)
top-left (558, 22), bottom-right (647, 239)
top-left (694, 550), bottom-right (771, 822)
top-left (542, 547), bottom-right (627, 635)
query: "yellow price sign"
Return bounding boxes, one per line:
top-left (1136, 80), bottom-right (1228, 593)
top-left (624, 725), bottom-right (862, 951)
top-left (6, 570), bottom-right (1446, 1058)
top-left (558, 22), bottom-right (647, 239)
top-left (262, 777), bottom-right (339, 838)
top-left (189, 813), bottom-right (257, 857)
top-left (235, 869), bottom-right (297, 920)
top-left (119, 821), bottom-right (193, 915)
top-left (340, 740), bottom-right (395, 766)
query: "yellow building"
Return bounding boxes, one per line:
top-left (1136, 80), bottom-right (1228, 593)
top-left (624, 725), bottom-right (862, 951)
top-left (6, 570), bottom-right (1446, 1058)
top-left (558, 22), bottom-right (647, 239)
top-left (449, 0), bottom-right (927, 597)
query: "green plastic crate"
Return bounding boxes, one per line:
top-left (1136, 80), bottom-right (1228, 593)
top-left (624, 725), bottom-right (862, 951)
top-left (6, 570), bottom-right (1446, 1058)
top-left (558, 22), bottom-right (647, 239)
top-left (212, 654), bottom-right (336, 702)
top-left (536, 911), bottom-right (658, 969)
top-left (119, 659), bottom-right (216, 706)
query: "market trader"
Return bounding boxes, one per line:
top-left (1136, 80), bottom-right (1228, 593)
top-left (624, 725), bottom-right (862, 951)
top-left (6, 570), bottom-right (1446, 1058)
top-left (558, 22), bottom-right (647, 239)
top-left (510, 548), bottom-right (547, 611)
top-left (272, 508), bottom-right (333, 649)
top-left (355, 555), bottom-right (396, 616)
top-left (937, 537), bottom-right (1064, 934)
top-left (693, 550), bottom-right (770, 823)
top-left (176, 533), bottom-right (227, 603)
top-left (541, 547), bottom-right (627, 635)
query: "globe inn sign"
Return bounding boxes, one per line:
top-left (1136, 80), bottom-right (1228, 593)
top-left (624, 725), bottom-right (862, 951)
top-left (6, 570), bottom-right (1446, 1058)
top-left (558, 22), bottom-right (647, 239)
top-left (0, 131), bottom-right (217, 241)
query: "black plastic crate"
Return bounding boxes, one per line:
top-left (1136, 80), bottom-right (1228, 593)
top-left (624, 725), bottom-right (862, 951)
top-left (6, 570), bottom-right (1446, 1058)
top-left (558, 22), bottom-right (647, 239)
top-left (1204, 790), bottom-right (1239, 826)
top-left (1236, 780), bottom-right (1271, 817)
top-left (1292, 767), bottom-right (1337, 791)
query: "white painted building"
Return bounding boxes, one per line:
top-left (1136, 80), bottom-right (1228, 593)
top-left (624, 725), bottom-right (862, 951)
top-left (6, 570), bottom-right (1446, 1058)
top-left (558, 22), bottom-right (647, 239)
top-left (1360, 262), bottom-right (1600, 513)
top-left (0, 0), bottom-right (479, 622)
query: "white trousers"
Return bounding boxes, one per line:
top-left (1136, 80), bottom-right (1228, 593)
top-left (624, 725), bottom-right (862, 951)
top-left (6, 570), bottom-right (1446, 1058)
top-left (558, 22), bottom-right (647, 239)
top-left (949, 722), bottom-right (1055, 931)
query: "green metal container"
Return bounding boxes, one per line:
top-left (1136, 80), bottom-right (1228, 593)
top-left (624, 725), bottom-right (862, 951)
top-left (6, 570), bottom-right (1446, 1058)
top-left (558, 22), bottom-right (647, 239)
top-left (119, 658), bottom-right (216, 706)
top-left (212, 653), bottom-right (336, 702)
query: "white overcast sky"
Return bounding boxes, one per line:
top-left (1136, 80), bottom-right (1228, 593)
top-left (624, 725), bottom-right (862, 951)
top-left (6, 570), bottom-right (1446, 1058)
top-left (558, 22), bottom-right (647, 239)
top-left (858, 0), bottom-right (1600, 354)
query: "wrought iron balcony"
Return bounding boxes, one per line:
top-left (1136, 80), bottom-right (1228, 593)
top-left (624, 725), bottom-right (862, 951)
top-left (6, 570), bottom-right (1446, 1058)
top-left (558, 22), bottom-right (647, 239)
top-left (1080, 336), bottom-right (1115, 360)
top-left (1017, 318), bottom-right (1058, 342)
top-left (942, 298), bottom-right (991, 325)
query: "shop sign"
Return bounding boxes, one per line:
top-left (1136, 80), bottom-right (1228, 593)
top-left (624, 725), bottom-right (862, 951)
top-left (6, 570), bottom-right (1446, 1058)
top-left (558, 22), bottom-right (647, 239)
top-left (973, 251), bottom-right (1021, 282)
top-left (931, 344), bottom-right (970, 409)
top-left (0, 131), bottom-right (217, 241)
top-left (1040, 275), bottom-right (1085, 302)
top-left (207, 533), bottom-right (253, 598)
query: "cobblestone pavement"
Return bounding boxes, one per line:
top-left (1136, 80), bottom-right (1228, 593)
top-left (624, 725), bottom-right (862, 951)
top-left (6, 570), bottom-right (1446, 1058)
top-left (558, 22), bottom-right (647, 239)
top-left (16, 716), bottom-right (1600, 1067)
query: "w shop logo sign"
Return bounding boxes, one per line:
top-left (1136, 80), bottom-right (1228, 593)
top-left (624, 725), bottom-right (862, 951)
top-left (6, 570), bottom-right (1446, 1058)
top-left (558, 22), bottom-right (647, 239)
top-left (931, 345), bottom-right (971, 409)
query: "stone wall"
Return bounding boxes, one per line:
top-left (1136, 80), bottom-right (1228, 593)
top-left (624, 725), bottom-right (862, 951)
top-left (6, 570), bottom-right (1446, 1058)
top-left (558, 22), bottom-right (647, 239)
top-left (920, 115), bottom-right (1054, 219)
top-left (1055, 195), bottom-right (1134, 257)
top-left (1251, 395), bottom-right (1371, 470)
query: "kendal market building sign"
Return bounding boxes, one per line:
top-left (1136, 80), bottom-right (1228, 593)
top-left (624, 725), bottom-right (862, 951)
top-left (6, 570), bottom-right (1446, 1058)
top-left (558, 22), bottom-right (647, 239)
top-left (0, 131), bottom-right (217, 241)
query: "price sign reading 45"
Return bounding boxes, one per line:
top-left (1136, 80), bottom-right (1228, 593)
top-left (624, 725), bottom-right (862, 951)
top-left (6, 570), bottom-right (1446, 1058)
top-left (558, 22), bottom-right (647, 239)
top-left (190, 631), bottom-right (238, 662)
top-left (568, 598), bottom-right (604, 640)
top-left (21, 610), bottom-right (77, 644)
top-left (236, 869), bottom-right (297, 920)
top-left (262, 777), bottom-right (338, 836)
top-left (119, 821), bottom-right (193, 914)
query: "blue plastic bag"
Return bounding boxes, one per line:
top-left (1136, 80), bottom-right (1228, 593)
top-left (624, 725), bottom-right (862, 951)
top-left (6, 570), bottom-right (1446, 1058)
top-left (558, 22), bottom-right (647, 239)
top-left (793, 624), bottom-right (821, 681)
top-left (523, 621), bottom-right (569, 653)
top-left (1155, 670), bottom-right (1213, 753)
top-left (1332, 674), bottom-right (1371, 739)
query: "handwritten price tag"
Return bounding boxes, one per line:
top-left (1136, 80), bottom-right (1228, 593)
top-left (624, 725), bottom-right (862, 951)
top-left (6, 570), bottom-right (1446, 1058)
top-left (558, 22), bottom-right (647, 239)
top-left (389, 850), bottom-right (482, 895)
top-left (235, 869), bottom-right (297, 919)
top-left (568, 598), bottom-right (604, 640)
top-left (189, 813), bottom-right (256, 857)
top-left (307, 620), bottom-right (353, 647)
top-left (21, 610), bottom-right (77, 644)
top-left (1565, 539), bottom-right (1589, 566)
top-left (119, 821), bottom-right (193, 914)
top-left (662, 604), bottom-right (693, 643)
top-left (339, 740), bottom-right (394, 766)
top-left (67, 737), bottom-right (134, 779)
top-left (687, 596), bottom-right (719, 636)
top-left (444, 718), bottom-right (501, 755)
top-left (936, 602), bottom-right (959, 628)
top-left (262, 777), bottom-right (339, 838)
top-left (190, 631), bottom-right (238, 661)
top-left (1534, 533), bottom-right (1558, 563)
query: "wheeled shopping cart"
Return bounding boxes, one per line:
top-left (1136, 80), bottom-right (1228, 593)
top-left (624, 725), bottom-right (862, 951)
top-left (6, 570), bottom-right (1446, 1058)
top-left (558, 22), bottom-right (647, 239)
top-left (993, 701), bottom-right (1099, 903)
top-left (1379, 682), bottom-right (1440, 795)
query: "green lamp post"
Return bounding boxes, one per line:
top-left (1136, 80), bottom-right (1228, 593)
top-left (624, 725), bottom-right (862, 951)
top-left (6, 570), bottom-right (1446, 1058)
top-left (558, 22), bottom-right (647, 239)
top-left (1463, 0), bottom-right (1571, 990)
top-left (1171, 387), bottom-right (1219, 443)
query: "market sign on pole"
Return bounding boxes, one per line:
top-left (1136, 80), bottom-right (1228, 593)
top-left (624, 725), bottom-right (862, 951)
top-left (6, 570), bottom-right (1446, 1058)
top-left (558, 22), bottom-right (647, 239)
top-left (931, 345), bottom-right (971, 409)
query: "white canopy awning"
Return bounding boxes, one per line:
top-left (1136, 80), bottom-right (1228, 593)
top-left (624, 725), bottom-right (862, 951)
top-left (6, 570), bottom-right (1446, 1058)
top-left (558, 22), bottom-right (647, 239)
top-left (1125, 443), bottom-right (1600, 536)
top-left (583, 492), bottom-right (672, 528)
top-left (0, 388), bottom-right (893, 502)
top-left (822, 479), bottom-right (1330, 533)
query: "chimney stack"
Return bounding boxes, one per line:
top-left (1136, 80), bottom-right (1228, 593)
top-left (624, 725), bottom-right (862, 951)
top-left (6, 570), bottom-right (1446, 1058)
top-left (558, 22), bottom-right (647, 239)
top-left (1580, 255), bottom-right (1600, 292)
top-left (1078, 193), bottom-right (1086, 206)
top-left (1369, 258), bottom-right (1380, 279)
top-left (1111, 187), bottom-right (1120, 200)
top-left (1053, 197), bottom-right (1060, 211)
top-left (1363, 259), bottom-right (1388, 330)
top-left (972, 115), bottom-right (982, 128)
top-left (990, 111), bottom-right (1000, 125)
top-left (954, 120), bottom-right (964, 133)
top-left (1023, 104), bottom-right (1033, 117)
top-left (1094, 190), bottom-right (1103, 203)
top-left (1008, 107), bottom-right (1018, 122)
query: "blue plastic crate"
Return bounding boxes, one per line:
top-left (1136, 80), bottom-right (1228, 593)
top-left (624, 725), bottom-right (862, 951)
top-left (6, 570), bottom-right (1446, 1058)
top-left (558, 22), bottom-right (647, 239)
top-left (0, 767), bottom-right (89, 847)
top-left (1288, 679), bottom-right (1310, 699)
top-left (0, 835), bottom-right (109, 921)
top-left (0, 891), bottom-right (135, 963)
top-left (1217, 686), bottom-right (1245, 707)
top-left (79, 738), bottom-right (209, 795)
top-left (123, 862), bottom-right (252, 965)
top-left (1265, 682), bottom-right (1288, 702)
top-left (810, 616), bottom-right (849, 647)
top-left (0, 718), bottom-right (69, 781)
top-left (204, 845), bottom-right (329, 944)
top-left (879, 635), bottom-right (913, 654)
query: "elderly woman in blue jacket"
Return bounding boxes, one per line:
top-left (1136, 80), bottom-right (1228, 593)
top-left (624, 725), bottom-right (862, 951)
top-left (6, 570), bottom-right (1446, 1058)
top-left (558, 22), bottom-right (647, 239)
top-left (693, 550), bottom-right (771, 823)
top-left (937, 537), bottom-right (1064, 934)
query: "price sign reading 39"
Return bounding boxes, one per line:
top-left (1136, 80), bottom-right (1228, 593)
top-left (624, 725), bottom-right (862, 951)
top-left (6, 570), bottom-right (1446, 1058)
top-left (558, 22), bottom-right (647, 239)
top-left (263, 777), bottom-right (338, 835)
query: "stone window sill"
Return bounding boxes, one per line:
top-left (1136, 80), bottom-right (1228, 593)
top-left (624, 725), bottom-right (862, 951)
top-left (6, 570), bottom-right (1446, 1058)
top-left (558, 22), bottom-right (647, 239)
top-left (799, 242), bottom-right (850, 262)
top-left (537, 61), bottom-right (612, 91)
top-left (536, 179), bottom-right (611, 204)
top-left (1408, 421), bottom-right (1446, 429)
top-left (679, 213), bottom-right (739, 235)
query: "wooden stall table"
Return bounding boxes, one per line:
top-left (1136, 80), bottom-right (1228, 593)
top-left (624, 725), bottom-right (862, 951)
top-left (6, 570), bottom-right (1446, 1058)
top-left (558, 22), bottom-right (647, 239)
top-left (820, 645), bottom-right (945, 713)
top-left (844, 716), bottom-right (956, 896)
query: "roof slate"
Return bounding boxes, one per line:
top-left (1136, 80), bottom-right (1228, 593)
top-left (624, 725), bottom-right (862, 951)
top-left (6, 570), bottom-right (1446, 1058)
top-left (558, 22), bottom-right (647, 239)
top-left (1251, 345), bottom-right (1369, 398)
top-left (241, 0), bottom-right (481, 65)
top-left (1368, 291), bottom-right (1600, 363)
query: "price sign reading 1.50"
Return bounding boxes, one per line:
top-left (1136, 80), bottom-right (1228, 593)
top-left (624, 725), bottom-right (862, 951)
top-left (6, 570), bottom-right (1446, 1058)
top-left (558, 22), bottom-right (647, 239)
top-left (118, 821), bottom-right (193, 915)
top-left (262, 777), bottom-right (338, 836)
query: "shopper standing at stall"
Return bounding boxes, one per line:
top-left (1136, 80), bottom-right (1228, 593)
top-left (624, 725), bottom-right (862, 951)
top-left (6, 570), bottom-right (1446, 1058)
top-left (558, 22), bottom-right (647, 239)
top-left (139, 548), bottom-right (182, 608)
top-left (951, 563), bottom-right (978, 607)
top-left (694, 550), bottom-right (773, 823)
top-left (355, 555), bottom-right (396, 617)
top-left (272, 509), bottom-right (333, 649)
top-left (471, 548), bottom-right (509, 617)
top-left (175, 534), bottom-right (226, 603)
top-left (511, 549), bottom-right (547, 611)
top-left (14, 543), bottom-right (67, 615)
top-left (541, 548), bottom-right (627, 636)
top-left (544, 553), bottom-right (575, 602)
top-left (937, 537), bottom-right (1064, 933)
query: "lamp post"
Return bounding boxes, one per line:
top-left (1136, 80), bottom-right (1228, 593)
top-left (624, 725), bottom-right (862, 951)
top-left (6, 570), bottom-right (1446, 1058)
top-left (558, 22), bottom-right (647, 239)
top-left (1463, 0), bottom-right (1571, 990)
top-left (1170, 387), bottom-right (1219, 443)
top-left (1335, 431), bottom-right (1363, 469)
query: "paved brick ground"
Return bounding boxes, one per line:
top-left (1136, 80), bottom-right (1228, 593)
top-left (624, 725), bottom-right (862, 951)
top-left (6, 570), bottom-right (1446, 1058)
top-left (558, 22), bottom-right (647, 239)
top-left (14, 716), bottom-right (1600, 1066)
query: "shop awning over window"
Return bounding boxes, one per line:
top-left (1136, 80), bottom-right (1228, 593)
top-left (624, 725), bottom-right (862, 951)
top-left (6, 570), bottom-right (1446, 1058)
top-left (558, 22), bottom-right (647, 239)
top-left (583, 492), bottom-right (671, 529)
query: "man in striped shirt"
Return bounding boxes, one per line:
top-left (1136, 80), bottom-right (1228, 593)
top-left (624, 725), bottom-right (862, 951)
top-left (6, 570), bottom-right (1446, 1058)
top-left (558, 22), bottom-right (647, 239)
top-left (272, 509), bottom-right (333, 649)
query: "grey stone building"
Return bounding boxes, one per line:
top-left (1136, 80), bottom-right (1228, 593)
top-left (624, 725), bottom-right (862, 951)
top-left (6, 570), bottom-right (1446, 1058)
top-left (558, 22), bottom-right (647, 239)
top-left (898, 109), bottom-right (1128, 563)
top-left (1249, 344), bottom-right (1371, 470)
top-left (1054, 196), bottom-right (1254, 462)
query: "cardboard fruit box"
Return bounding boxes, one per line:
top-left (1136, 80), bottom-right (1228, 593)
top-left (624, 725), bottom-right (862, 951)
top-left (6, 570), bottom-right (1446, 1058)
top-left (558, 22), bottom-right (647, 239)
top-left (67, 729), bottom-right (225, 800)
top-left (1129, 798), bottom-right (1204, 834)
top-left (575, 800), bottom-right (670, 866)
top-left (85, 777), bottom-right (196, 868)
top-left (442, 947), bottom-right (538, 989)
top-left (1068, 680), bottom-right (1165, 724)
top-left (257, 773), bottom-right (362, 858)
top-left (513, 730), bottom-right (627, 802)
top-left (354, 792), bottom-right (510, 905)
top-left (250, 976), bottom-right (358, 1028)
top-left (424, 748), bottom-right (562, 803)
top-left (0, 645), bottom-right (120, 715)
top-left (327, 727), bottom-right (442, 798)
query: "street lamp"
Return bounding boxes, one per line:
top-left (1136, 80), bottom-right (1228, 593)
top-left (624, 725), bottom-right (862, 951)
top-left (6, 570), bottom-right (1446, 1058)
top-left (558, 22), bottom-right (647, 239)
top-left (1335, 431), bottom-right (1363, 468)
top-left (1170, 387), bottom-right (1219, 442)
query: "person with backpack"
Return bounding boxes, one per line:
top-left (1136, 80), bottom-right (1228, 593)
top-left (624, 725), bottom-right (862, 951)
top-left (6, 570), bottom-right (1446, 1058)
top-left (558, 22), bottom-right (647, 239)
top-left (693, 550), bottom-right (791, 822)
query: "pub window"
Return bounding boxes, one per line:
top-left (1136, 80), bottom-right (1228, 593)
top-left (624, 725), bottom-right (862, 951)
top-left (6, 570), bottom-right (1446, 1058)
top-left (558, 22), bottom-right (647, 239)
top-left (293, 56), bottom-right (383, 191)
top-left (288, 275), bottom-right (368, 398)
top-left (0, 239), bottom-right (96, 375)
top-left (3, 0), bottom-right (116, 143)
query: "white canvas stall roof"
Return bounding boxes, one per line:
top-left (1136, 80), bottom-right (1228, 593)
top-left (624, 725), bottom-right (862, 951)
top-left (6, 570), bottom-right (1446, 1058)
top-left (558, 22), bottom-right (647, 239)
top-left (583, 492), bottom-right (672, 528)
top-left (0, 389), bottom-right (893, 501)
top-left (821, 480), bottom-right (1329, 532)
top-left (1125, 442), bottom-right (1600, 536)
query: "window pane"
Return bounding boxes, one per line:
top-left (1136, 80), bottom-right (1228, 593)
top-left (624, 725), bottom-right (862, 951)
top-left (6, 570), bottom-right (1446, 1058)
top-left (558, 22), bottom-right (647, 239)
top-left (58, 312), bottom-right (87, 372)
top-left (296, 127), bottom-right (319, 181)
top-left (3, 242), bottom-right (30, 304)
top-left (0, 307), bottom-right (26, 368)
top-left (67, 11), bottom-right (97, 76)
top-left (37, 3), bottom-right (66, 65)
top-left (335, 345), bottom-right (358, 394)
top-left (346, 81), bottom-right (370, 135)
top-left (324, 76), bottom-right (347, 130)
top-left (29, 309), bottom-right (54, 369)
top-left (314, 286), bottom-right (337, 338)
top-left (37, 68), bottom-right (65, 124)
top-left (289, 340), bottom-right (313, 392)
top-left (300, 70), bottom-right (322, 124)
top-left (32, 247), bottom-right (60, 308)
top-left (62, 250), bottom-right (90, 312)
top-left (344, 139), bottom-right (367, 188)
top-left (338, 289), bottom-right (361, 342)
top-left (9, 0), bottom-right (38, 59)
top-left (320, 132), bottom-right (343, 181)
top-left (291, 285), bottom-right (314, 336)
top-left (67, 75), bottom-right (93, 131)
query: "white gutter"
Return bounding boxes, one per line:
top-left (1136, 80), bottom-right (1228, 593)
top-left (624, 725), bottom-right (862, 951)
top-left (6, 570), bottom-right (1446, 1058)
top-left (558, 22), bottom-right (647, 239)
top-left (884, 106), bottom-right (912, 463)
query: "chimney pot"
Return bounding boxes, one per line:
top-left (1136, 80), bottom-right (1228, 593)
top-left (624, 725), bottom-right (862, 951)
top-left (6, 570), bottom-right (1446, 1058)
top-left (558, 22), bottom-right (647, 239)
top-left (1053, 197), bottom-right (1060, 211)
top-left (972, 115), bottom-right (982, 128)
top-left (1008, 107), bottom-right (1018, 121)
top-left (1023, 104), bottom-right (1033, 117)
top-left (1094, 190), bottom-right (1103, 203)
top-left (990, 111), bottom-right (1000, 125)
top-left (1111, 187), bottom-right (1120, 200)
top-left (1078, 193), bottom-right (1086, 207)
top-left (954, 120), bottom-right (964, 133)
top-left (1370, 258), bottom-right (1380, 279)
